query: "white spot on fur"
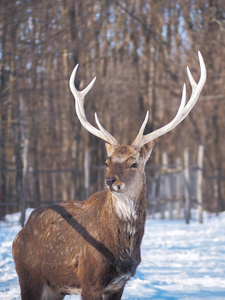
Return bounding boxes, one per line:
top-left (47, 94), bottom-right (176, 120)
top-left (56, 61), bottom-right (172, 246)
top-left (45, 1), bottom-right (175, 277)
top-left (59, 286), bottom-right (82, 295)
top-left (39, 212), bottom-right (45, 219)
top-left (112, 185), bottom-right (118, 191)
top-left (120, 183), bottom-right (125, 190)
top-left (126, 223), bottom-right (137, 236)
top-left (112, 193), bottom-right (138, 220)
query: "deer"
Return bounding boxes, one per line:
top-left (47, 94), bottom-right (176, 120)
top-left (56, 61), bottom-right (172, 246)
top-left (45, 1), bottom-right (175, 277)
top-left (12, 52), bottom-right (206, 300)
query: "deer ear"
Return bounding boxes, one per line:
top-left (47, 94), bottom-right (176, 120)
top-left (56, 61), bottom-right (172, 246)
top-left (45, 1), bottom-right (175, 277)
top-left (105, 143), bottom-right (114, 156)
top-left (140, 141), bottom-right (154, 162)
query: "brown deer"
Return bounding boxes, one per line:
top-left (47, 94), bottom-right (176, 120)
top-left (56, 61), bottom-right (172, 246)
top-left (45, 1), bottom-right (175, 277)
top-left (12, 52), bottom-right (206, 300)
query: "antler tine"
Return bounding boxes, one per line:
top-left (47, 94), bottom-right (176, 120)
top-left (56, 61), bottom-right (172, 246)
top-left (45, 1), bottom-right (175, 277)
top-left (69, 65), bottom-right (119, 146)
top-left (132, 51), bottom-right (207, 148)
top-left (180, 51), bottom-right (206, 121)
top-left (131, 111), bottom-right (149, 146)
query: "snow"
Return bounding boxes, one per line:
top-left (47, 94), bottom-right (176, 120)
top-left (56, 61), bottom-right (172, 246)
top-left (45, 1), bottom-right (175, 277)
top-left (1, 210), bottom-right (225, 299)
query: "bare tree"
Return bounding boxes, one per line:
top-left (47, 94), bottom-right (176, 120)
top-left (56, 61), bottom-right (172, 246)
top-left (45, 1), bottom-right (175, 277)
top-left (0, 0), bottom-right (224, 214)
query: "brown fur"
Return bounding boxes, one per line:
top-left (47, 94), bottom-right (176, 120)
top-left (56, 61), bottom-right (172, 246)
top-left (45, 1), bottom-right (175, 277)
top-left (12, 142), bottom-right (153, 300)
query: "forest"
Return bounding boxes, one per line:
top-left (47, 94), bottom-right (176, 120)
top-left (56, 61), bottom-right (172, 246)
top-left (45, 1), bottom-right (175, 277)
top-left (0, 0), bottom-right (225, 218)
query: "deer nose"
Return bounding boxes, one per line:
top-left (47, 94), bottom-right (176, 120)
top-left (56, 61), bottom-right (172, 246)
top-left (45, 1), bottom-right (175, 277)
top-left (105, 177), bottom-right (116, 187)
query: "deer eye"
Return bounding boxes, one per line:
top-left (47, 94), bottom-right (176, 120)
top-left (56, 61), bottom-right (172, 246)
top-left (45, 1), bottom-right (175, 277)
top-left (105, 162), bottom-right (108, 168)
top-left (130, 163), bottom-right (138, 169)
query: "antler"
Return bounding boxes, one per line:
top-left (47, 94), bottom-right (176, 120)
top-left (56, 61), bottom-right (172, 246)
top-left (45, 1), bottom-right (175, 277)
top-left (69, 65), bottom-right (119, 146)
top-left (132, 51), bottom-right (207, 148)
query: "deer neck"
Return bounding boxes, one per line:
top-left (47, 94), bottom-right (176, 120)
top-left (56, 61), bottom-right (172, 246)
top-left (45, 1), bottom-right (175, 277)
top-left (111, 182), bottom-right (147, 222)
top-left (108, 183), bottom-right (147, 258)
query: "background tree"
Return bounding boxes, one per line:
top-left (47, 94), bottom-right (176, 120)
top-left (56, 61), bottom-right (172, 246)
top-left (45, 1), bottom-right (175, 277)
top-left (0, 0), bottom-right (224, 215)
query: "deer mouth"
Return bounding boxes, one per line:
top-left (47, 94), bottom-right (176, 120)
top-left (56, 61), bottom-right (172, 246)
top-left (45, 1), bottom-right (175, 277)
top-left (110, 183), bottom-right (125, 193)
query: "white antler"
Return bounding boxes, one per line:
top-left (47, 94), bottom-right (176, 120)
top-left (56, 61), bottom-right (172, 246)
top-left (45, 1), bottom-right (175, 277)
top-left (132, 51), bottom-right (207, 148)
top-left (69, 65), bottom-right (119, 146)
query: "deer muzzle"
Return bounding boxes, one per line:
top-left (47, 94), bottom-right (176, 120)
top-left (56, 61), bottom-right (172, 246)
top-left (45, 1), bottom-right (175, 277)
top-left (105, 176), bottom-right (125, 192)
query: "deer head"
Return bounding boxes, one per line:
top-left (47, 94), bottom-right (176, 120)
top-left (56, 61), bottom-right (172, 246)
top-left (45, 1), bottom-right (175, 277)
top-left (70, 51), bottom-right (206, 197)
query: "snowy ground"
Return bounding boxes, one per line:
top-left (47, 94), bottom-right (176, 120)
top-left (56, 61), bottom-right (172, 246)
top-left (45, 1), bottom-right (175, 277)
top-left (1, 210), bottom-right (225, 300)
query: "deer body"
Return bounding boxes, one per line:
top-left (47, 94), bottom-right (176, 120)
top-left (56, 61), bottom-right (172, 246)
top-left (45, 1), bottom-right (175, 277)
top-left (13, 52), bottom-right (206, 300)
top-left (13, 192), bottom-right (144, 299)
top-left (13, 145), bottom-right (151, 300)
